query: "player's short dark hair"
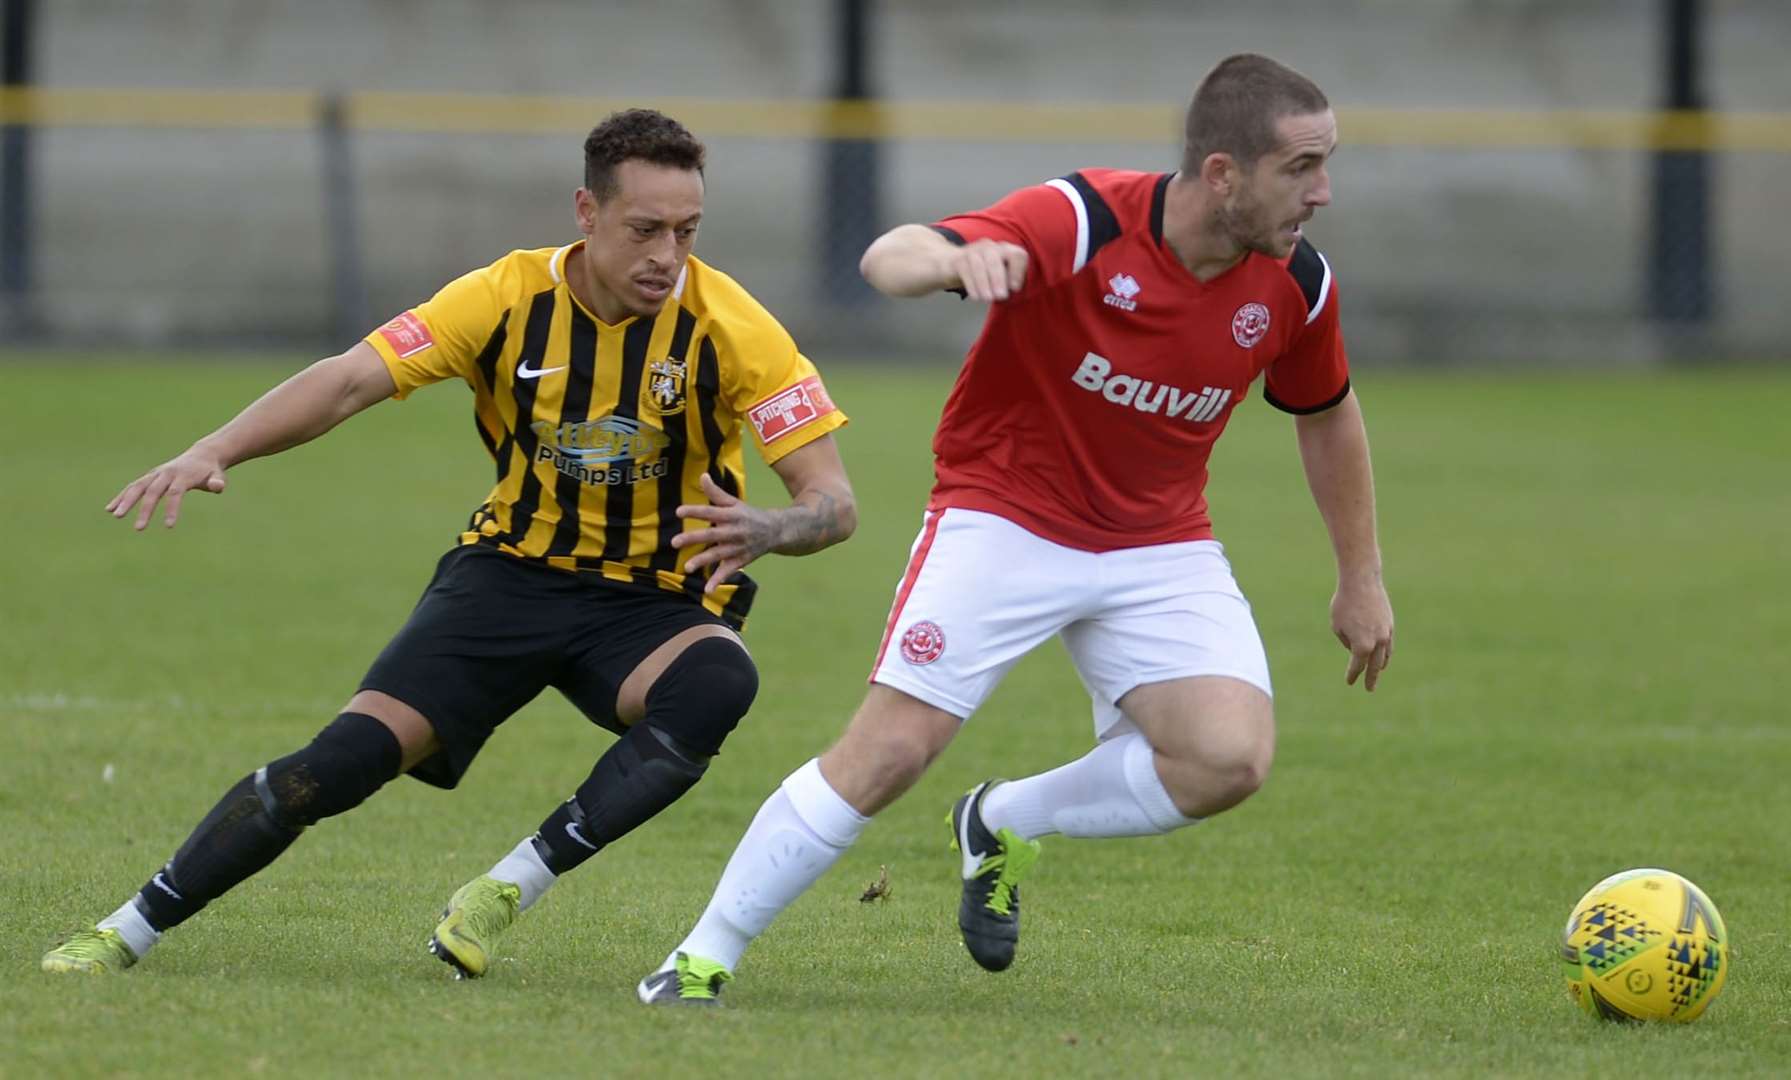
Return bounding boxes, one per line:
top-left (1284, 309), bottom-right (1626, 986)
top-left (583, 109), bottom-right (707, 201)
top-left (1182, 54), bottom-right (1329, 172)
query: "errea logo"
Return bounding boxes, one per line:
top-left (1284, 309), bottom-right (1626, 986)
top-left (1071, 352), bottom-right (1233, 423)
top-left (1103, 273), bottom-right (1141, 312)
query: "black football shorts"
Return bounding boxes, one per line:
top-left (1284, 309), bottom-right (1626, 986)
top-left (359, 544), bottom-right (733, 788)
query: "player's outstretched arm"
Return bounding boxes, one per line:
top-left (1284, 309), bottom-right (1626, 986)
top-left (107, 341), bottom-right (398, 531)
top-left (672, 435), bottom-right (857, 594)
top-left (859, 223), bottom-right (1028, 302)
top-left (1293, 389), bottom-right (1395, 691)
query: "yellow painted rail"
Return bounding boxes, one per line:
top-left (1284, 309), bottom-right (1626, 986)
top-left (3, 88), bottom-right (1789, 152)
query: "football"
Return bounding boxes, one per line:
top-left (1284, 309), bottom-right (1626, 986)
top-left (1561, 868), bottom-right (1729, 1022)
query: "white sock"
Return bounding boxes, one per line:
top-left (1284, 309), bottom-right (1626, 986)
top-left (490, 837), bottom-right (558, 913)
top-left (980, 732), bottom-right (1198, 840)
top-left (98, 899), bottom-right (161, 959)
top-left (668, 758), bottom-right (869, 973)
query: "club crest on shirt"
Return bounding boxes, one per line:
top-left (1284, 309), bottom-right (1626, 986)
top-left (1231, 302), bottom-right (1271, 348)
top-left (647, 357), bottom-right (687, 414)
top-left (900, 620), bottom-right (946, 665)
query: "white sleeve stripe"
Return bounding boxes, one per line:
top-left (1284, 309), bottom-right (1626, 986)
top-left (1044, 177), bottom-right (1090, 274)
top-left (671, 263), bottom-right (688, 301)
top-left (1305, 250), bottom-right (1333, 325)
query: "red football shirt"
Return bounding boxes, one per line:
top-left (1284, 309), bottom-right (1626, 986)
top-left (928, 168), bottom-right (1350, 551)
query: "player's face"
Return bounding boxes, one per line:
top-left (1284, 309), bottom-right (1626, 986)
top-left (1228, 109), bottom-right (1336, 259)
top-left (575, 160), bottom-right (704, 322)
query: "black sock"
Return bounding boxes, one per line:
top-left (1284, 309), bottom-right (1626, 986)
top-left (133, 712), bottom-right (402, 931)
top-left (134, 772), bottom-right (301, 931)
top-left (530, 724), bottom-right (708, 876)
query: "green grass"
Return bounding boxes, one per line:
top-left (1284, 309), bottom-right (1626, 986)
top-left (3, 355), bottom-right (1789, 1077)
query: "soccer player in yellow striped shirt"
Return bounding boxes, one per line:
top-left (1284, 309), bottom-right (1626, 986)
top-left (43, 109), bottom-right (857, 979)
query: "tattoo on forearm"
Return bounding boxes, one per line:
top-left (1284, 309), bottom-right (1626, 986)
top-left (774, 491), bottom-right (847, 554)
top-left (740, 512), bottom-right (781, 560)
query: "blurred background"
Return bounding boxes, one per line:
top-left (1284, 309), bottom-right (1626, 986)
top-left (1, 0), bottom-right (1788, 366)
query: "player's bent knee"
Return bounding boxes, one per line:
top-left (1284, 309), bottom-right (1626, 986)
top-left (1222, 752), bottom-right (1272, 803)
top-left (1154, 727), bottom-right (1274, 816)
top-left (1196, 744), bottom-right (1274, 812)
top-left (258, 712), bottom-right (403, 830)
top-left (641, 637), bottom-right (759, 757)
top-left (343, 689), bottom-right (440, 771)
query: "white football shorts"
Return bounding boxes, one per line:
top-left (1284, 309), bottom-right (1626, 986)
top-left (869, 507), bottom-right (1272, 737)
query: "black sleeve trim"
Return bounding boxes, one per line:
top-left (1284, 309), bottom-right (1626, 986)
top-left (1149, 173), bottom-right (1171, 244)
top-left (1287, 237), bottom-right (1328, 316)
top-left (1264, 378), bottom-right (1351, 416)
top-left (1059, 171), bottom-right (1123, 265)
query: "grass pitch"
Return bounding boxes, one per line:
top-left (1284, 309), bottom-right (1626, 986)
top-left (3, 355), bottom-right (1788, 1077)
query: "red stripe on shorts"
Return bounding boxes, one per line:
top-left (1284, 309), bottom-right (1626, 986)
top-left (869, 510), bottom-right (944, 680)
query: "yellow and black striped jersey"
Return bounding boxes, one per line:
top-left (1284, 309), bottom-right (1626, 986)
top-left (363, 243), bottom-right (847, 628)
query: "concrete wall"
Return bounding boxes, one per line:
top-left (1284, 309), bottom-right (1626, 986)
top-left (11, 0), bottom-right (1791, 362)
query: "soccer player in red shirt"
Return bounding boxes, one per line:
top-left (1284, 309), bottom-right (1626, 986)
top-left (639, 53), bottom-right (1394, 1004)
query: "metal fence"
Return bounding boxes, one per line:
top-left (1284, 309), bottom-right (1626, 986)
top-left (3, 0), bottom-right (1789, 365)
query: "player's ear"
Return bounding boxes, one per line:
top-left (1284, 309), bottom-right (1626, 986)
top-left (1200, 152), bottom-right (1243, 196)
top-left (574, 187), bottom-right (600, 234)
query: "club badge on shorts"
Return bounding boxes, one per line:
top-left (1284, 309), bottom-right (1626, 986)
top-left (900, 620), bottom-right (946, 665)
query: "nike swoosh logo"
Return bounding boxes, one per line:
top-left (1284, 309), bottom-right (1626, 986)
top-left (152, 872), bottom-right (184, 901)
top-left (564, 822), bottom-right (599, 851)
top-left (517, 360), bottom-right (567, 380)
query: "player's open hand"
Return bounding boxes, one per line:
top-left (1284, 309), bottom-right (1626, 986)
top-left (106, 447), bottom-right (228, 531)
top-left (948, 239), bottom-right (1029, 302)
top-left (673, 473), bottom-right (780, 594)
top-left (1332, 581), bottom-right (1394, 692)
